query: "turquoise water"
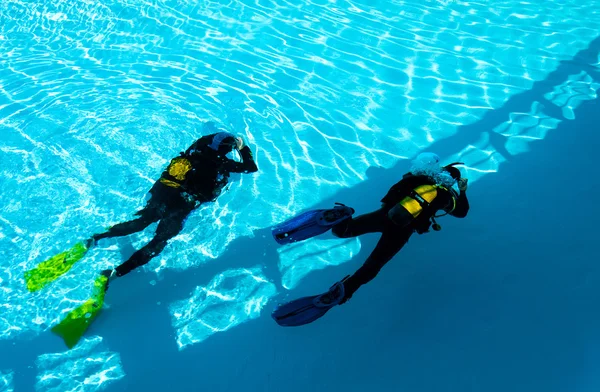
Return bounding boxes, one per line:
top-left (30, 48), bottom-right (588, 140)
top-left (1, 0), bottom-right (600, 391)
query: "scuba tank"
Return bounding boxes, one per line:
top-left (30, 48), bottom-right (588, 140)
top-left (387, 184), bottom-right (457, 232)
top-left (387, 184), bottom-right (440, 227)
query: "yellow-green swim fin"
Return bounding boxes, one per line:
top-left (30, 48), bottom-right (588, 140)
top-left (24, 241), bottom-right (90, 292)
top-left (51, 274), bottom-right (108, 349)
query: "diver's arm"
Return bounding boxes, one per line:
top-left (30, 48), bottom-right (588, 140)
top-left (222, 146), bottom-right (258, 174)
top-left (450, 191), bottom-right (469, 218)
top-left (450, 178), bottom-right (469, 218)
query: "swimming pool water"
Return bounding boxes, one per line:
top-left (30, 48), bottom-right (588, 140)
top-left (1, 0), bottom-right (600, 391)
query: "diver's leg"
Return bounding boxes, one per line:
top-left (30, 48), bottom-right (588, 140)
top-left (113, 208), bottom-right (192, 277)
top-left (340, 229), bottom-right (412, 302)
top-left (92, 206), bottom-right (161, 242)
top-left (331, 209), bottom-right (387, 238)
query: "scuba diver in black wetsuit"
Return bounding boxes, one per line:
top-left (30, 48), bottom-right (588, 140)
top-left (322, 152), bottom-right (470, 304)
top-left (326, 156), bottom-right (469, 304)
top-left (90, 130), bottom-right (259, 287)
top-left (271, 152), bottom-right (470, 327)
top-left (25, 125), bottom-right (259, 348)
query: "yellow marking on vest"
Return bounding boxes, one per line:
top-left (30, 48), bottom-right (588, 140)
top-left (168, 157), bottom-right (192, 181)
top-left (159, 178), bottom-right (181, 188)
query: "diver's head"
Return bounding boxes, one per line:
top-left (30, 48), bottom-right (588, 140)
top-left (411, 153), bottom-right (463, 187)
top-left (443, 163), bottom-right (462, 181)
top-left (208, 132), bottom-right (237, 155)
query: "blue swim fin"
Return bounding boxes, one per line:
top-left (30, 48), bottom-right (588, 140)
top-left (272, 203), bottom-right (354, 245)
top-left (272, 282), bottom-right (345, 327)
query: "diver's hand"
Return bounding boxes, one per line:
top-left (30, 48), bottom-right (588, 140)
top-left (235, 136), bottom-right (245, 150)
top-left (458, 178), bottom-right (468, 192)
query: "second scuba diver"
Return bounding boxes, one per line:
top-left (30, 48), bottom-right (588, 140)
top-left (271, 152), bottom-right (470, 326)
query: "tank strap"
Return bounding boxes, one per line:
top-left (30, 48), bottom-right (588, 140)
top-left (432, 186), bottom-right (457, 217)
top-left (445, 187), bottom-right (458, 213)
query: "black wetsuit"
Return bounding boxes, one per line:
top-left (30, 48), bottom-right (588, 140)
top-left (332, 173), bottom-right (469, 302)
top-left (93, 133), bottom-right (258, 277)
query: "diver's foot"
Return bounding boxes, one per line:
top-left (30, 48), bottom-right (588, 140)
top-left (322, 205), bottom-right (355, 223)
top-left (315, 281), bottom-right (345, 307)
top-left (100, 269), bottom-right (117, 290)
top-left (84, 236), bottom-right (97, 249)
